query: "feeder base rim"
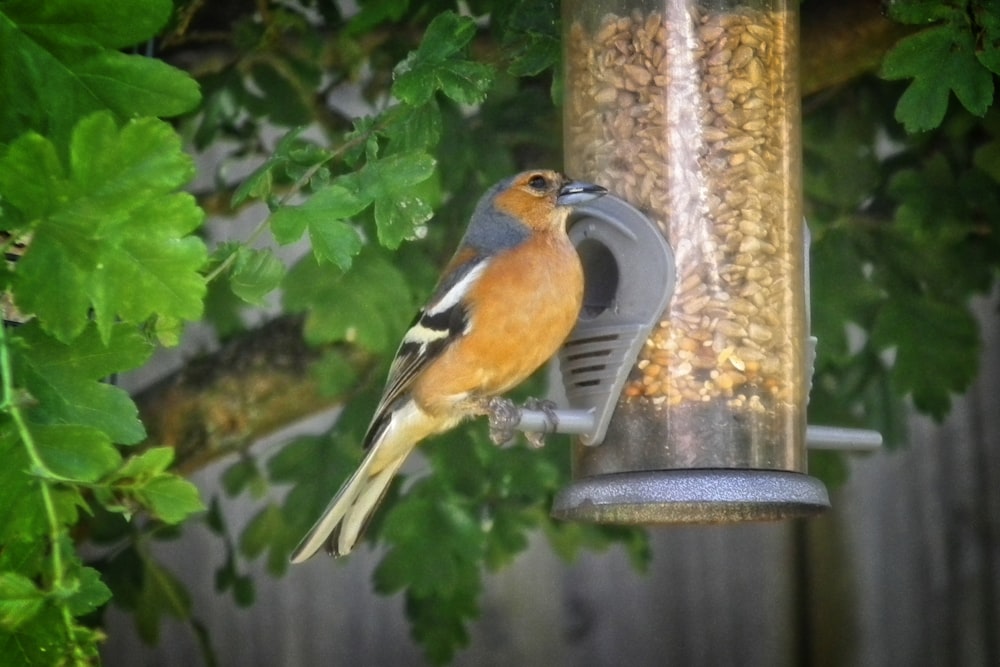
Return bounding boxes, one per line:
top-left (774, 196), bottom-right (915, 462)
top-left (551, 468), bottom-right (830, 525)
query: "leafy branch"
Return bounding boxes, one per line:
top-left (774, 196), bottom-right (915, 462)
top-left (0, 324), bottom-right (83, 663)
top-left (0, 0), bottom-right (207, 662)
top-left (881, 0), bottom-right (1000, 131)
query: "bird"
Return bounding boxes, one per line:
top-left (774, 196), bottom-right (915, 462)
top-left (289, 170), bottom-right (607, 562)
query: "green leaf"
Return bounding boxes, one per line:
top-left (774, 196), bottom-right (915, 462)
top-left (239, 503), bottom-right (290, 574)
top-left (221, 458), bottom-right (255, 497)
top-left (31, 423), bottom-right (121, 483)
top-left (240, 504), bottom-right (284, 558)
top-left (214, 543), bottom-right (256, 607)
top-left (115, 447), bottom-right (175, 479)
top-left (872, 295), bottom-right (979, 419)
top-left (245, 61), bottom-right (314, 126)
top-left (0, 605), bottom-right (73, 665)
top-left (230, 247), bottom-right (285, 306)
top-left (498, 0), bottom-right (561, 77)
top-left (0, 426), bottom-right (49, 543)
top-left (881, 24), bottom-right (994, 132)
top-left (372, 482), bottom-right (484, 665)
top-left (886, 155), bottom-right (999, 296)
top-left (0, 0), bottom-right (201, 145)
top-left (232, 127), bottom-right (332, 206)
top-left (383, 101), bottom-right (443, 153)
top-left (810, 229), bottom-right (882, 361)
top-left (373, 195), bottom-right (434, 249)
top-left (507, 37), bottom-right (559, 77)
top-left (374, 496), bottom-right (483, 597)
top-left (413, 10), bottom-right (477, 61)
top-left (803, 101), bottom-right (880, 210)
top-left (231, 128), bottom-right (303, 207)
top-left (359, 152), bottom-right (436, 248)
top-left (1, 112), bottom-right (207, 343)
top-left (361, 152), bottom-right (437, 197)
top-left (975, 2), bottom-right (1000, 74)
top-left (376, 520), bottom-right (477, 595)
top-left (885, 0), bottom-right (957, 25)
top-left (64, 566), bottom-right (112, 617)
top-left (406, 589), bottom-right (478, 666)
top-left (310, 351), bottom-right (360, 397)
top-left (221, 457), bottom-right (267, 499)
top-left (270, 181), bottom-right (367, 269)
top-left (308, 218), bottom-right (365, 269)
top-left (2, 0), bottom-right (171, 50)
top-left (134, 558), bottom-right (191, 644)
top-left (974, 138), bottom-right (1000, 183)
top-left (0, 540), bottom-right (43, 582)
top-left (283, 247), bottom-right (414, 351)
top-left (12, 323), bottom-right (150, 444)
top-left (347, 0), bottom-right (409, 34)
top-left (392, 12), bottom-right (495, 106)
top-left (889, 155), bottom-right (964, 240)
top-left (0, 573), bottom-right (45, 630)
top-left (136, 476), bottom-right (205, 525)
top-left (204, 275), bottom-right (248, 339)
top-left (102, 448), bottom-right (203, 524)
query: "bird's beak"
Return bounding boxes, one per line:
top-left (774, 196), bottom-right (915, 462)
top-left (557, 179), bottom-right (608, 206)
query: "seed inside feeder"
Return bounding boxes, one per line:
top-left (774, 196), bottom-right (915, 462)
top-left (564, 2), bottom-right (805, 471)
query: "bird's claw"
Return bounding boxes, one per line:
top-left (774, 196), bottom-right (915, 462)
top-left (486, 396), bottom-right (521, 446)
top-left (522, 397), bottom-right (559, 448)
top-left (484, 396), bottom-right (559, 448)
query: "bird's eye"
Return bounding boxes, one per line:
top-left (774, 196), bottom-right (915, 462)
top-left (527, 174), bottom-right (549, 191)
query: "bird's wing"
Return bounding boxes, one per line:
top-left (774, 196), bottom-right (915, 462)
top-left (362, 254), bottom-right (488, 448)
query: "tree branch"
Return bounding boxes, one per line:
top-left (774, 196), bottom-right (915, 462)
top-left (800, 0), bottom-right (910, 97)
top-left (135, 317), bottom-right (376, 473)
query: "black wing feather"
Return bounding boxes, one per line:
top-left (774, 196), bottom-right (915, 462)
top-left (361, 264), bottom-right (476, 449)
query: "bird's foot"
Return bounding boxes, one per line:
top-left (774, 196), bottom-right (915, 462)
top-left (522, 398), bottom-right (559, 448)
top-left (482, 396), bottom-right (560, 448)
top-left (485, 396), bottom-right (521, 446)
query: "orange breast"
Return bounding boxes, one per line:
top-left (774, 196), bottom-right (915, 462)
top-left (412, 232), bottom-right (583, 416)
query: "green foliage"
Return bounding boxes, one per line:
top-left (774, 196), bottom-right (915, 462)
top-left (283, 246), bottom-right (416, 350)
top-left (0, 0), bottom-right (200, 147)
top-left (0, 112), bottom-right (207, 344)
top-left (805, 72), bottom-right (1000, 440)
top-left (0, 323), bottom-right (204, 662)
top-left (881, 0), bottom-right (999, 132)
top-left (0, 0), bottom-right (205, 662)
top-left (2, 0), bottom-right (1000, 663)
top-left (392, 12), bottom-right (496, 106)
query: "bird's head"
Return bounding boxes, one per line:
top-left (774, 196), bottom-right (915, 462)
top-left (490, 170), bottom-right (607, 233)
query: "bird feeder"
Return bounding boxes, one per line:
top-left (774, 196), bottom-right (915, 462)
top-left (528, 0), bottom-right (851, 524)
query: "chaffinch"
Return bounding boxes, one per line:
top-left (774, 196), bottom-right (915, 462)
top-left (290, 170), bottom-right (607, 562)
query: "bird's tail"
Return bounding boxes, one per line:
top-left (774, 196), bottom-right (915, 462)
top-left (289, 444), bottom-right (409, 563)
top-left (290, 398), bottom-right (448, 563)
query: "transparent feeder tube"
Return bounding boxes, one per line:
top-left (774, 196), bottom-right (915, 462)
top-left (564, 0), bottom-right (805, 474)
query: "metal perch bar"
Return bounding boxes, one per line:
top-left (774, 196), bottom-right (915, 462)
top-left (515, 408), bottom-right (882, 452)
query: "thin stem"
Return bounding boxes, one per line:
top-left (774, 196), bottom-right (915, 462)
top-left (0, 324), bottom-right (76, 643)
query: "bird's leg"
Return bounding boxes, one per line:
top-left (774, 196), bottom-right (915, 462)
top-left (521, 397), bottom-right (559, 449)
top-left (483, 396), bottom-right (521, 446)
